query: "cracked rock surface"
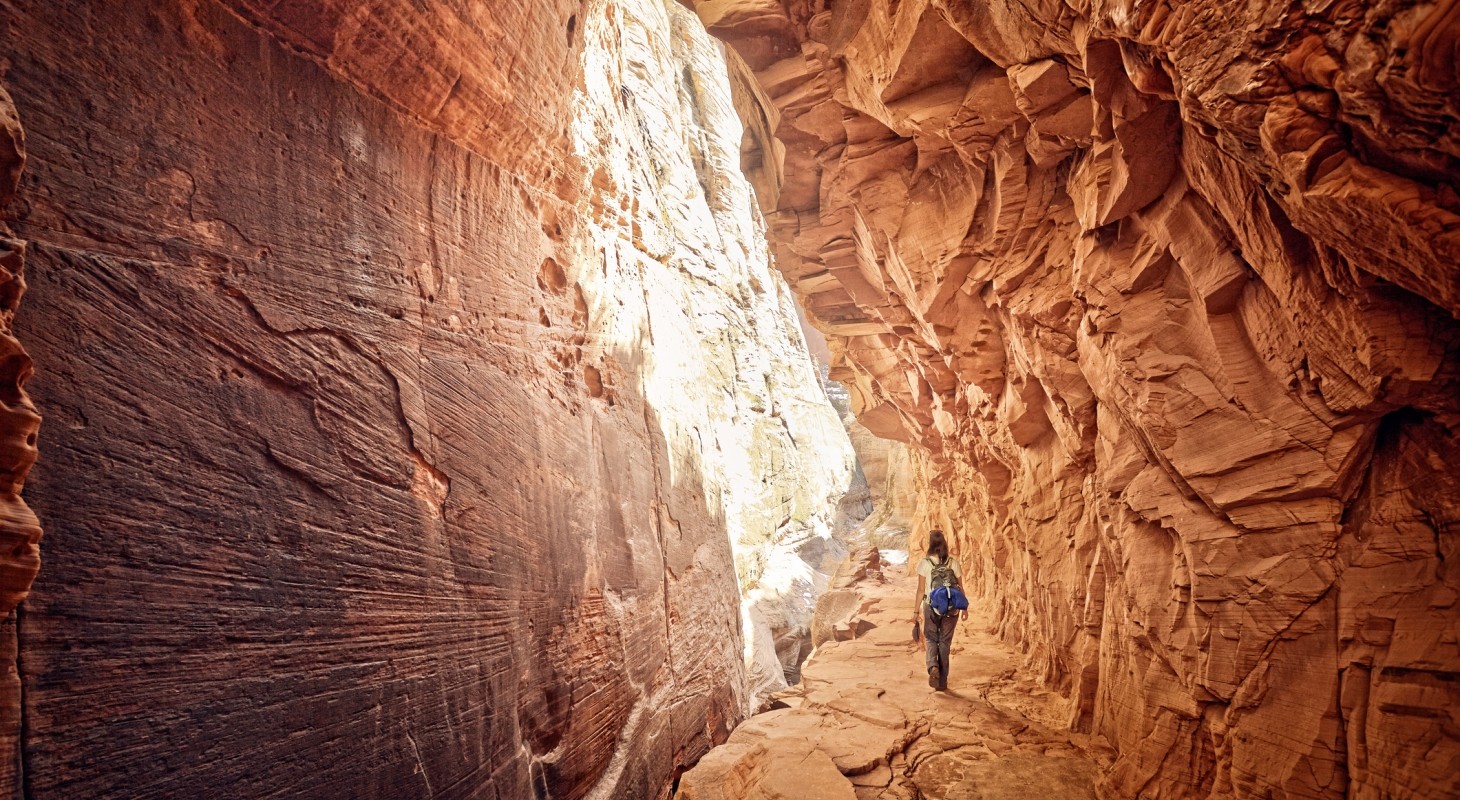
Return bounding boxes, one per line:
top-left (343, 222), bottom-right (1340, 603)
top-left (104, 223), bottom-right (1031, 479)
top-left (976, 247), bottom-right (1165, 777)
top-left (677, 549), bottom-right (1113, 799)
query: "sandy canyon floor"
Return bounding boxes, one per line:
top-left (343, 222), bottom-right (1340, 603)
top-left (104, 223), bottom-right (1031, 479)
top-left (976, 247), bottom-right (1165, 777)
top-left (678, 555), bottom-right (1116, 799)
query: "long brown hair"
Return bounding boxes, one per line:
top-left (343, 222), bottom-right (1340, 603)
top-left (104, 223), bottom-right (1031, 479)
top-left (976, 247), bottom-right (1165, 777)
top-left (927, 529), bottom-right (949, 563)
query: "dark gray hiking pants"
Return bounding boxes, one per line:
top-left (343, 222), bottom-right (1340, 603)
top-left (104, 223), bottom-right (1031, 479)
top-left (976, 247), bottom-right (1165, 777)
top-left (923, 604), bottom-right (957, 685)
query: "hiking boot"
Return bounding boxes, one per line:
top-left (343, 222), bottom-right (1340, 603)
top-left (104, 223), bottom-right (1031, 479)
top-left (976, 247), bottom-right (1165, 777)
top-left (928, 666), bottom-right (941, 688)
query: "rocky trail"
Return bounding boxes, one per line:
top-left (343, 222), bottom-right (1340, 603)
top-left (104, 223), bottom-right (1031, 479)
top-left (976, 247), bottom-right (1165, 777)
top-left (0, 0), bottom-right (1455, 796)
top-left (677, 551), bottom-right (1114, 799)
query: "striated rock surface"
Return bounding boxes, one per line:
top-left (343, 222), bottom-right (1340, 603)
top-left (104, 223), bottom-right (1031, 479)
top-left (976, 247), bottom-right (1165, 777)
top-left (694, 0), bottom-right (1460, 797)
top-left (0, 0), bottom-right (856, 797)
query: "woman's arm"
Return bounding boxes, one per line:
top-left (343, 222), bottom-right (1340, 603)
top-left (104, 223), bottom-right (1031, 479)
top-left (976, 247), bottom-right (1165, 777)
top-left (954, 558), bottom-right (968, 621)
top-left (913, 573), bottom-right (925, 620)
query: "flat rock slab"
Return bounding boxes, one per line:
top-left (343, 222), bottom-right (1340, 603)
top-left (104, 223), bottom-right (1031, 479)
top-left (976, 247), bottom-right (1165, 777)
top-left (730, 708), bottom-right (913, 776)
top-left (913, 754), bottom-right (1099, 800)
top-left (677, 742), bottom-right (858, 800)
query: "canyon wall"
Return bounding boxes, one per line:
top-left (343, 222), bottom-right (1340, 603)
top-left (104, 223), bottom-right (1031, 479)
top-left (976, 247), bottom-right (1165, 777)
top-left (693, 0), bottom-right (1460, 798)
top-left (0, 84), bottom-right (42, 798)
top-left (0, 0), bottom-right (856, 797)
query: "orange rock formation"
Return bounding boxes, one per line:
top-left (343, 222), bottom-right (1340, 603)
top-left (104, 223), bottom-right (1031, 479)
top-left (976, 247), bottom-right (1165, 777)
top-left (0, 0), bottom-right (1454, 798)
top-left (691, 0), bottom-right (1460, 797)
top-left (0, 84), bottom-right (41, 798)
top-left (0, 1), bottom-right (858, 797)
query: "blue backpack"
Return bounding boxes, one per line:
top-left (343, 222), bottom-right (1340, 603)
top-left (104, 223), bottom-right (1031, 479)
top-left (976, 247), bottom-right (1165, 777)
top-left (926, 557), bottom-right (969, 616)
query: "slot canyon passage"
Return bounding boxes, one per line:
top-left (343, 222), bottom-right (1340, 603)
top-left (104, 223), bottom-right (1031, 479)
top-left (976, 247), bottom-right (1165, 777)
top-left (0, 0), bottom-right (1456, 797)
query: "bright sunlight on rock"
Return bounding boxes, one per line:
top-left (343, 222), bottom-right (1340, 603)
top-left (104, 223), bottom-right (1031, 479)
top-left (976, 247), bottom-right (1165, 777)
top-left (0, 0), bottom-right (1455, 799)
top-left (0, 1), bottom-right (858, 797)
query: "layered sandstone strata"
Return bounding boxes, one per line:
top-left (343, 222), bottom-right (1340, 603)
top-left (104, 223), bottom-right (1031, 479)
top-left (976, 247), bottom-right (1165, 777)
top-left (0, 0), bottom-right (855, 797)
top-left (693, 0), bottom-right (1460, 797)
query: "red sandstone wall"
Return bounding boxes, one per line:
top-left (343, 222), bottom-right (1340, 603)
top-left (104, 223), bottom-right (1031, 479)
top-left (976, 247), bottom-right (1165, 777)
top-left (693, 0), bottom-right (1460, 797)
top-left (0, 83), bottom-right (41, 800)
top-left (0, 1), bottom-right (782, 797)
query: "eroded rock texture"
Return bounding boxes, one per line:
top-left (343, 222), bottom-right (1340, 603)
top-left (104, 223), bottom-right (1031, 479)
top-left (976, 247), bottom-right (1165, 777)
top-left (693, 0), bottom-right (1460, 797)
top-left (678, 548), bottom-right (1114, 800)
top-left (0, 87), bottom-right (40, 621)
top-left (0, 0), bottom-right (856, 797)
top-left (0, 84), bottom-right (42, 799)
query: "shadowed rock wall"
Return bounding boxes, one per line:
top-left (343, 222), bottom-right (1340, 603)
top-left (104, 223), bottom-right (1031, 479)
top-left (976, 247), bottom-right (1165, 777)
top-left (692, 0), bottom-right (1460, 797)
top-left (0, 0), bottom-right (856, 797)
top-left (0, 84), bottom-right (42, 799)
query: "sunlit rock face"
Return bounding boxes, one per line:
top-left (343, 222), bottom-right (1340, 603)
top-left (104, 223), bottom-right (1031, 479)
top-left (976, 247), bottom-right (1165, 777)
top-left (0, 0), bottom-right (855, 797)
top-left (571, 0), bottom-right (862, 718)
top-left (693, 0), bottom-right (1460, 797)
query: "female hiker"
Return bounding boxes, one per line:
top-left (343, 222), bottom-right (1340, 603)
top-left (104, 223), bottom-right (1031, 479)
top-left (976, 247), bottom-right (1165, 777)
top-left (913, 529), bottom-right (967, 690)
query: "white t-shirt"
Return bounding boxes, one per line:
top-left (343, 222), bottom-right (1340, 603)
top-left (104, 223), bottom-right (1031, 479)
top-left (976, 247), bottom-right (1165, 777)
top-left (917, 556), bottom-right (962, 583)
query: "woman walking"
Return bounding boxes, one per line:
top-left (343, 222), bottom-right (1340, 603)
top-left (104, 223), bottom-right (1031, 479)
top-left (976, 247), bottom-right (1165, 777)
top-left (913, 529), bottom-right (967, 690)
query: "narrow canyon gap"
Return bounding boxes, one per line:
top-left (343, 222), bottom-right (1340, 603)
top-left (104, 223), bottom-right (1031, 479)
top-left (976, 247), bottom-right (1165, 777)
top-left (0, 2), bottom-right (1456, 800)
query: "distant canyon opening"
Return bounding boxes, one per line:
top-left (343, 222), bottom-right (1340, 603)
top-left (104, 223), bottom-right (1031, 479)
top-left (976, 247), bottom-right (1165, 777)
top-left (0, 1), bottom-right (1455, 800)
